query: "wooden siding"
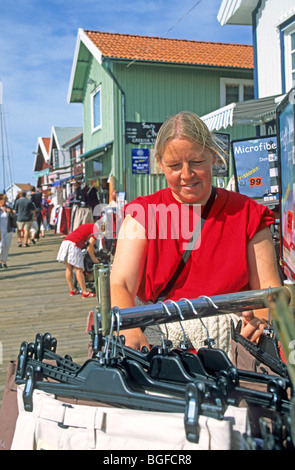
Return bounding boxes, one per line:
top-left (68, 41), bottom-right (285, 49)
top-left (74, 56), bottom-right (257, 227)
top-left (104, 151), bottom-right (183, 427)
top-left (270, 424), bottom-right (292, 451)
top-left (81, 56), bottom-right (254, 201)
top-left (83, 57), bottom-right (115, 152)
top-left (111, 61), bottom-right (254, 201)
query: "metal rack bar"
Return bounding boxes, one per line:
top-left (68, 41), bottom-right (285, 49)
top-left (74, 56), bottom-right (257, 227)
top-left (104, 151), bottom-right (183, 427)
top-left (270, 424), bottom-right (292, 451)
top-left (113, 286), bottom-right (290, 332)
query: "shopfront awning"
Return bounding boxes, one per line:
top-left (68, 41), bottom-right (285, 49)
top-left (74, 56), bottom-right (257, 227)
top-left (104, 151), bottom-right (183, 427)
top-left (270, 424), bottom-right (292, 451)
top-left (34, 168), bottom-right (50, 178)
top-left (201, 94), bottom-right (285, 132)
top-left (51, 172), bottom-right (83, 187)
top-left (79, 141), bottom-right (113, 163)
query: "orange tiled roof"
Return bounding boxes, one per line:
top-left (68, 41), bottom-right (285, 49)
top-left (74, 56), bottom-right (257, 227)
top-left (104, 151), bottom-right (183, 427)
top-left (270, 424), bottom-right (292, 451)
top-left (84, 30), bottom-right (253, 69)
top-left (15, 184), bottom-right (34, 191)
top-left (42, 137), bottom-right (50, 154)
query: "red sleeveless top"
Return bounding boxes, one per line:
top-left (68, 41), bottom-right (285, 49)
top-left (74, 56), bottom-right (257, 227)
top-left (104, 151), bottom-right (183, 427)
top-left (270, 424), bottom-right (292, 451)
top-left (124, 188), bottom-right (275, 302)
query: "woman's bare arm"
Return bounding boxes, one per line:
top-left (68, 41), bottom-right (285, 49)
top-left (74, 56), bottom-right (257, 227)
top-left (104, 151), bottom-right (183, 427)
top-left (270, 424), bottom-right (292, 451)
top-left (110, 215), bottom-right (149, 349)
top-left (242, 227), bottom-right (282, 341)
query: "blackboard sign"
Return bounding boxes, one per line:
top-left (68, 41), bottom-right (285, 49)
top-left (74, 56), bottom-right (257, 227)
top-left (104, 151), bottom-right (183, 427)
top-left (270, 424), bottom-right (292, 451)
top-left (126, 122), bottom-right (162, 145)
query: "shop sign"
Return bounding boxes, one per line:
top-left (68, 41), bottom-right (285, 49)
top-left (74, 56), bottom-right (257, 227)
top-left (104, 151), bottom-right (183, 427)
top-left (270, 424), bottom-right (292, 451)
top-left (34, 168), bottom-right (50, 178)
top-left (132, 149), bottom-right (149, 174)
top-left (126, 122), bottom-right (162, 145)
top-left (232, 135), bottom-right (279, 200)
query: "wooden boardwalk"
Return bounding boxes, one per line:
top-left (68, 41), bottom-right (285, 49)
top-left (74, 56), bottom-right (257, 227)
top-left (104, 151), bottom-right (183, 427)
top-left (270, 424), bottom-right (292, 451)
top-left (0, 230), bottom-right (97, 404)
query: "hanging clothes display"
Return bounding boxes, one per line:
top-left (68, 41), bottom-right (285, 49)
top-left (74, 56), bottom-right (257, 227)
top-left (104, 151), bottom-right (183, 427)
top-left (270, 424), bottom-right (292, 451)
top-left (55, 207), bottom-right (72, 235)
top-left (72, 207), bottom-right (94, 231)
top-left (6, 281), bottom-right (295, 452)
top-left (53, 200), bottom-right (94, 236)
top-left (85, 186), bottom-right (100, 210)
top-left (11, 384), bottom-right (249, 450)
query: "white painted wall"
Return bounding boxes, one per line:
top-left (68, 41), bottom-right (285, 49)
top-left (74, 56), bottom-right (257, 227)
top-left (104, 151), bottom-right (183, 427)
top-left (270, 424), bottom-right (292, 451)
top-left (218, 0), bottom-right (295, 97)
top-left (255, 0), bottom-right (295, 97)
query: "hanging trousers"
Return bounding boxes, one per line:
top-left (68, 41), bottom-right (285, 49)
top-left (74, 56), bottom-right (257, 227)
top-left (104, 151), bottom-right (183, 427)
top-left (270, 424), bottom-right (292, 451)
top-left (11, 384), bottom-right (249, 451)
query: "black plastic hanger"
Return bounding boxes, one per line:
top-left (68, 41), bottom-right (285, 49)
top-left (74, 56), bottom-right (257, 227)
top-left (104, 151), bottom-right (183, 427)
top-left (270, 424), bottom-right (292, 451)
top-left (147, 350), bottom-right (209, 384)
top-left (197, 346), bottom-right (234, 376)
top-left (231, 319), bottom-right (289, 378)
top-left (171, 348), bottom-right (210, 379)
top-left (19, 355), bottom-right (188, 413)
top-left (121, 358), bottom-right (187, 398)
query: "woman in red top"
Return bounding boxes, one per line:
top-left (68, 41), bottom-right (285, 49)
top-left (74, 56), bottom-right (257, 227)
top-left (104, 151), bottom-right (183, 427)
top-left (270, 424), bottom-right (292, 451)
top-left (57, 223), bottom-right (101, 298)
top-left (110, 112), bottom-right (282, 351)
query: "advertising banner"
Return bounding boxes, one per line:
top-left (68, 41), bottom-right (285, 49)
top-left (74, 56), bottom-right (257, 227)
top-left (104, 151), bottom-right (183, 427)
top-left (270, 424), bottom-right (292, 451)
top-left (277, 89), bottom-right (295, 279)
top-left (232, 135), bottom-right (279, 201)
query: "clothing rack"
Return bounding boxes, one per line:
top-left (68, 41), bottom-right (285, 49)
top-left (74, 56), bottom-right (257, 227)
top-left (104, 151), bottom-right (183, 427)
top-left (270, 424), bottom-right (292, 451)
top-left (13, 266), bottom-right (295, 450)
top-left (14, 327), bottom-right (294, 449)
top-left (91, 264), bottom-right (293, 384)
top-left (117, 287), bottom-right (290, 330)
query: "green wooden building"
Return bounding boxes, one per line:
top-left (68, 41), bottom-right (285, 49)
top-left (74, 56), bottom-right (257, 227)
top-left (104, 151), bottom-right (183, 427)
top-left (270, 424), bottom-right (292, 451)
top-left (68, 29), bottom-right (254, 203)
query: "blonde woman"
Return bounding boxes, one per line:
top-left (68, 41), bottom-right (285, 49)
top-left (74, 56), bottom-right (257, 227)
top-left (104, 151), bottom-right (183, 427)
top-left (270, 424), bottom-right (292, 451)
top-left (110, 112), bottom-right (282, 353)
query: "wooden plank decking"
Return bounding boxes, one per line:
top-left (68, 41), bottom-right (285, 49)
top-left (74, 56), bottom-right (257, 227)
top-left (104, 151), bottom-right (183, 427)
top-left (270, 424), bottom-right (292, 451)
top-left (0, 230), bottom-right (97, 405)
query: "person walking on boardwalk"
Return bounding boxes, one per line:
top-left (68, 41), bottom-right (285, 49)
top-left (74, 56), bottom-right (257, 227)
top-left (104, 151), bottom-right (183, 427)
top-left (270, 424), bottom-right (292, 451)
top-left (13, 191), bottom-right (36, 247)
top-left (0, 193), bottom-right (14, 268)
top-left (30, 187), bottom-right (43, 240)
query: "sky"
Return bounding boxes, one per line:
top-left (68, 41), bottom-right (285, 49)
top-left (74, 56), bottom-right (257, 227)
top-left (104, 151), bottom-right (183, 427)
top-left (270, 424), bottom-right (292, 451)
top-left (0, 0), bottom-right (253, 189)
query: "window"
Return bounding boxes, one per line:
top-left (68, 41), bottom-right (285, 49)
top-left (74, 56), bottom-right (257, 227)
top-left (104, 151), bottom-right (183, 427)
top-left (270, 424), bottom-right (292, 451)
top-left (244, 85), bottom-right (255, 102)
top-left (220, 78), bottom-right (254, 107)
top-left (225, 84), bottom-right (239, 104)
top-left (73, 143), bottom-right (82, 163)
top-left (91, 85), bottom-right (102, 132)
top-left (282, 20), bottom-right (295, 91)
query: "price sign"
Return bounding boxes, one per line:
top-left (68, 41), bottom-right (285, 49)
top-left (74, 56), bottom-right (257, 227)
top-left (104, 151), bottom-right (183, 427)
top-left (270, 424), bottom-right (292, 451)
top-left (249, 177), bottom-right (263, 187)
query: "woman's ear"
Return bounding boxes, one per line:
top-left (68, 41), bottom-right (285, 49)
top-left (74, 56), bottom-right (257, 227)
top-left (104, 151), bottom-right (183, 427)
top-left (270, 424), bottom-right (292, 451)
top-left (156, 154), bottom-right (164, 174)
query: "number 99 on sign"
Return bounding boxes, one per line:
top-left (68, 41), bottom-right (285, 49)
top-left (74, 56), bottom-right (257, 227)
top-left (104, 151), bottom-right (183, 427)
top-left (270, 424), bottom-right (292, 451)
top-left (249, 177), bottom-right (263, 187)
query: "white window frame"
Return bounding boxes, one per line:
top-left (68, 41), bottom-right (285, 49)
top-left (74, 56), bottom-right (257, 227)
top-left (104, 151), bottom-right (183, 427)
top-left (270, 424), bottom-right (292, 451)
top-left (73, 143), bottom-right (82, 163)
top-left (283, 22), bottom-right (295, 91)
top-left (220, 78), bottom-right (254, 107)
top-left (91, 85), bottom-right (102, 133)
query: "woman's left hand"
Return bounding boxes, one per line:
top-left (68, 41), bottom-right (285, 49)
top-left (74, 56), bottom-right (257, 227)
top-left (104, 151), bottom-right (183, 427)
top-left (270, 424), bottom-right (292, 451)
top-left (240, 311), bottom-right (267, 343)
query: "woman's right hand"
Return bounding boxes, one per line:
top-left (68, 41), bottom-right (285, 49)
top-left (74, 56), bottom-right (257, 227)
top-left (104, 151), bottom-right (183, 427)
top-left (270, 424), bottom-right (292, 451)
top-left (120, 327), bottom-right (150, 351)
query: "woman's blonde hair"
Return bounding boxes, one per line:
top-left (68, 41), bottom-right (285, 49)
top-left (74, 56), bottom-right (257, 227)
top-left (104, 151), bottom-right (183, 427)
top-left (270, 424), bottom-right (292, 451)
top-left (155, 111), bottom-right (227, 167)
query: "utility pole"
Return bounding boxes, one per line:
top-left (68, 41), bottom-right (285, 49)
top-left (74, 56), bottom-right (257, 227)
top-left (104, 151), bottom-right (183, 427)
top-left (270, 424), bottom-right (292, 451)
top-left (0, 81), bottom-right (13, 194)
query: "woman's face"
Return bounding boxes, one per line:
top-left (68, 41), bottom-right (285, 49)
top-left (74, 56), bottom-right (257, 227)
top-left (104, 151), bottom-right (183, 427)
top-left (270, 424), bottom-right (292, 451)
top-left (158, 137), bottom-right (216, 204)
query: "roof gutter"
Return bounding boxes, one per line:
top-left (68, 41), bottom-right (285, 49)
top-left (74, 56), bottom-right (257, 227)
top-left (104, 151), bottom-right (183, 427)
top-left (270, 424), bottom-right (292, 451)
top-left (104, 59), bottom-right (126, 196)
top-left (104, 57), bottom-right (253, 71)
